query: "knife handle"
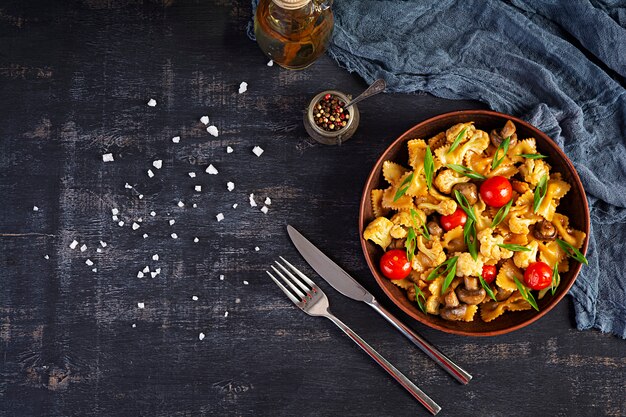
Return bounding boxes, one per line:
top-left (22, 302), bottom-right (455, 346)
top-left (367, 298), bottom-right (472, 385)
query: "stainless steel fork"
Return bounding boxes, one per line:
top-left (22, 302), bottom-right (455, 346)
top-left (267, 258), bottom-right (441, 415)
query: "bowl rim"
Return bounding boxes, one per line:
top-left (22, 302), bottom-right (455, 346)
top-left (358, 109), bottom-right (590, 336)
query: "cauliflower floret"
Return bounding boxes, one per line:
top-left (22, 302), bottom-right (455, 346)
top-left (411, 236), bottom-right (446, 272)
top-left (453, 252), bottom-right (484, 277)
top-left (390, 225), bottom-right (407, 239)
top-left (478, 228), bottom-right (514, 261)
top-left (519, 158), bottom-right (550, 186)
top-left (418, 199), bottom-right (457, 216)
top-left (363, 217), bottom-right (394, 250)
top-left (434, 169), bottom-right (471, 194)
top-left (513, 240), bottom-right (539, 269)
top-left (509, 214), bottom-right (541, 234)
top-left (390, 211), bottom-right (412, 227)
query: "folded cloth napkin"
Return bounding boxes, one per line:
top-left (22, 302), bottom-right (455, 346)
top-left (249, 0), bottom-right (626, 338)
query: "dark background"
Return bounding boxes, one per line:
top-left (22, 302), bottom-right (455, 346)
top-left (1, 1), bottom-right (624, 416)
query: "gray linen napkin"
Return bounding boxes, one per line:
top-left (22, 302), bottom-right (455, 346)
top-left (249, 0), bottom-right (626, 338)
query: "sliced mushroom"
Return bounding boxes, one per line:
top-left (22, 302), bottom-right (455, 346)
top-left (457, 287), bottom-right (486, 305)
top-left (495, 287), bottom-right (514, 302)
top-left (500, 120), bottom-right (516, 138)
top-left (427, 221), bottom-right (443, 237)
top-left (444, 290), bottom-right (459, 307)
top-left (533, 220), bottom-right (557, 241)
top-left (452, 183), bottom-right (478, 205)
top-left (447, 237), bottom-right (466, 253)
top-left (464, 276), bottom-right (479, 291)
top-left (440, 304), bottom-right (468, 321)
top-left (490, 121), bottom-right (518, 148)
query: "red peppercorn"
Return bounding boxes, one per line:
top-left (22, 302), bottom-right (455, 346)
top-left (324, 94), bottom-right (331, 100)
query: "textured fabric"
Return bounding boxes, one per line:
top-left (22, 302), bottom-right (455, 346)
top-left (249, 0), bottom-right (626, 338)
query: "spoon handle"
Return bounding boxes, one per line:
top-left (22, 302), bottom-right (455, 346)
top-left (344, 78), bottom-right (386, 108)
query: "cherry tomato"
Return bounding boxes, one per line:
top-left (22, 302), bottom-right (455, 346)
top-left (524, 261), bottom-right (553, 290)
top-left (480, 176), bottom-right (513, 207)
top-left (440, 208), bottom-right (468, 231)
top-left (482, 265), bottom-right (497, 284)
top-left (380, 249), bottom-right (411, 280)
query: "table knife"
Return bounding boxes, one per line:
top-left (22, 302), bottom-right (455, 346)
top-left (287, 224), bottom-right (472, 385)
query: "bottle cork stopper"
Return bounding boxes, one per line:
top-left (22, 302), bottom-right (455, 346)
top-left (272, 0), bottom-right (311, 10)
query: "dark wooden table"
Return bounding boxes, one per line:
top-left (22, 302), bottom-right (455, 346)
top-left (1, 1), bottom-right (624, 416)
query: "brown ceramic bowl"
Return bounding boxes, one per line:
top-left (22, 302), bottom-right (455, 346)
top-left (359, 110), bottom-right (590, 336)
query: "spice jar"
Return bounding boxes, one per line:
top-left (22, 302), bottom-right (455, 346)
top-left (303, 90), bottom-right (360, 145)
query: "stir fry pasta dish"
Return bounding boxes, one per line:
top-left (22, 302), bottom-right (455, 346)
top-left (363, 121), bottom-right (588, 322)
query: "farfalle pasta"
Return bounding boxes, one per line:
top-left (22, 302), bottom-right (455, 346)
top-left (364, 120), bottom-right (587, 322)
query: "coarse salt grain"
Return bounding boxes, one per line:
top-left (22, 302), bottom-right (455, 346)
top-left (80, 244), bottom-right (87, 252)
top-left (192, 295), bottom-right (198, 301)
top-left (156, 268), bottom-right (161, 274)
top-left (150, 211), bottom-right (156, 216)
top-left (33, 205), bottom-right (39, 211)
top-left (143, 233), bottom-right (148, 239)
top-left (124, 183), bottom-right (132, 189)
top-left (249, 193), bottom-right (257, 207)
top-left (199, 332), bottom-right (205, 341)
top-left (112, 215), bottom-right (118, 221)
top-left (172, 136), bottom-right (180, 143)
top-left (137, 271), bottom-right (144, 278)
top-left (224, 311), bottom-right (229, 317)
top-left (267, 60), bottom-right (274, 67)
top-left (192, 203), bottom-right (197, 208)
top-left (195, 185), bottom-right (202, 192)
top-left (169, 219), bottom-right (175, 226)
top-left (100, 241), bottom-right (107, 247)
top-left (255, 247), bottom-right (260, 252)
top-left (219, 275), bottom-right (225, 280)
top-left (171, 233), bottom-right (178, 239)
top-left (243, 280), bottom-right (249, 285)
top-left (96, 248), bottom-right (102, 253)
top-left (264, 197), bottom-right (271, 205)
top-left (177, 201), bottom-right (184, 207)
top-left (188, 172), bottom-right (196, 178)
top-left (216, 213), bottom-right (224, 222)
top-left (132, 222), bottom-right (140, 230)
top-left (137, 218), bottom-right (142, 222)
top-left (147, 99), bottom-right (157, 107)
top-left (137, 302), bottom-right (145, 309)
top-left (147, 169), bottom-right (154, 178)
top-left (92, 268), bottom-right (97, 273)
top-left (206, 164), bottom-right (218, 175)
top-left (232, 203), bottom-right (238, 209)
top-left (227, 182), bottom-right (234, 192)
top-left (207, 125), bottom-right (219, 137)
top-left (143, 266), bottom-right (150, 273)
top-left (44, 255), bottom-right (49, 259)
top-left (193, 237), bottom-right (199, 243)
top-left (252, 146), bottom-right (264, 157)
top-left (118, 221), bottom-right (124, 227)
top-left (112, 208), bottom-right (119, 215)
top-left (261, 206), bottom-right (268, 214)
top-left (69, 240), bottom-right (79, 249)
top-left (238, 81), bottom-right (248, 94)
top-left (152, 254), bottom-right (159, 261)
top-left (200, 116), bottom-right (209, 125)
top-left (138, 194), bottom-right (143, 199)
top-left (102, 153), bottom-right (114, 162)
top-left (151, 272), bottom-right (158, 278)
top-left (226, 146), bottom-right (233, 153)
top-left (132, 324), bottom-right (136, 328)
top-left (153, 160), bottom-right (163, 169)
top-left (86, 259), bottom-right (93, 266)
top-left (235, 298), bottom-right (241, 304)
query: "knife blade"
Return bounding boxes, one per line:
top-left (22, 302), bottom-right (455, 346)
top-left (287, 224), bottom-right (472, 385)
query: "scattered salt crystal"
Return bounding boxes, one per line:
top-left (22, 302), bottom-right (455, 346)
top-left (238, 81), bottom-right (248, 94)
top-left (216, 213), bottom-right (224, 222)
top-left (267, 60), bottom-right (274, 67)
top-left (177, 201), bottom-right (184, 208)
top-left (138, 194), bottom-right (143, 199)
top-left (207, 125), bottom-right (219, 137)
top-left (156, 268), bottom-right (161, 274)
top-left (192, 295), bottom-right (198, 301)
top-left (192, 203), bottom-right (197, 208)
top-left (171, 233), bottom-right (178, 239)
top-left (100, 241), bottom-right (107, 247)
top-left (226, 146), bottom-right (233, 153)
top-left (249, 193), bottom-right (257, 207)
top-left (235, 298), bottom-right (241, 304)
top-left (132, 323), bottom-right (136, 328)
top-left (143, 233), bottom-right (148, 239)
top-left (69, 240), bottom-right (79, 249)
top-left (143, 266), bottom-right (150, 273)
top-left (44, 255), bottom-right (49, 260)
top-left (227, 182), bottom-right (234, 191)
top-left (206, 164), bottom-right (218, 175)
top-left (188, 172), bottom-right (196, 178)
top-left (112, 208), bottom-right (119, 215)
top-left (200, 116), bottom-right (209, 125)
top-left (33, 206), bottom-right (39, 212)
top-left (172, 136), bottom-right (180, 143)
top-left (137, 302), bottom-right (145, 309)
top-left (152, 254), bottom-right (159, 261)
top-left (147, 169), bottom-right (154, 178)
top-left (243, 280), bottom-right (249, 285)
top-left (102, 153), bottom-right (114, 162)
top-left (255, 247), bottom-right (260, 252)
top-left (96, 248), bottom-right (102, 253)
top-left (150, 272), bottom-right (158, 278)
top-left (193, 237), bottom-right (199, 243)
top-left (150, 211), bottom-right (156, 216)
top-left (219, 275), bottom-right (225, 280)
top-left (252, 146), bottom-right (264, 157)
top-left (261, 206), bottom-right (269, 214)
top-left (199, 332), bottom-right (205, 341)
top-left (147, 98), bottom-right (157, 107)
top-left (153, 160), bottom-right (163, 169)
top-left (224, 311), bottom-right (229, 318)
top-left (232, 203), bottom-right (238, 209)
top-left (169, 219), bottom-right (175, 226)
top-left (132, 222), bottom-right (140, 230)
top-left (92, 268), bottom-right (97, 273)
top-left (118, 221), bottom-right (124, 227)
top-left (86, 259), bottom-right (94, 266)
top-left (112, 215), bottom-right (118, 221)
top-left (80, 244), bottom-right (87, 252)
top-left (195, 185), bottom-right (202, 192)
top-left (124, 183), bottom-right (132, 189)
top-left (264, 197), bottom-right (272, 205)
top-left (137, 271), bottom-right (144, 278)
top-left (137, 218), bottom-right (143, 222)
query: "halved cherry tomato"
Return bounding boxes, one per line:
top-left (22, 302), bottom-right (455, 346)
top-left (524, 261), bottom-right (553, 290)
top-left (480, 176), bottom-right (513, 207)
top-left (380, 249), bottom-right (411, 280)
top-left (440, 208), bottom-right (468, 231)
top-left (482, 265), bottom-right (497, 284)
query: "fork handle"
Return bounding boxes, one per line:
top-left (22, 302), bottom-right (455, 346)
top-left (325, 313), bottom-right (441, 415)
top-left (367, 298), bottom-right (472, 385)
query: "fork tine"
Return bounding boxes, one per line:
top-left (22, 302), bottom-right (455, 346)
top-left (275, 260), bottom-right (310, 293)
top-left (270, 265), bottom-right (307, 300)
top-left (266, 271), bottom-right (300, 304)
top-left (279, 256), bottom-right (316, 288)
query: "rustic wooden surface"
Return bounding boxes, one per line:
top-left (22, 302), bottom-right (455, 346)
top-left (1, 1), bottom-right (624, 416)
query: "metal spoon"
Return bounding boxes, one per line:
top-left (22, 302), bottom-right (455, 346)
top-left (344, 78), bottom-right (386, 109)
